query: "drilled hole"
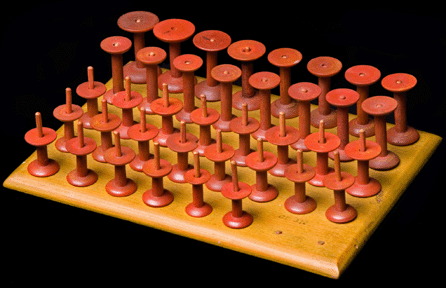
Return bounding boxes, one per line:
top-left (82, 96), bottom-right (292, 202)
top-left (242, 46), bottom-right (251, 53)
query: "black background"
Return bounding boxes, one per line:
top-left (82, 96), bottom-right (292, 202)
top-left (1, 1), bottom-right (445, 285)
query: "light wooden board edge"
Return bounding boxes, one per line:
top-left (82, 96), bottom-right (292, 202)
top-left (337, 132), bottom-right (442, 277)
top-left (4, 67), bottom-right (442, 279)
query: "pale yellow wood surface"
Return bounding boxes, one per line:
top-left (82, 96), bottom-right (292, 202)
top-left (3, 68), bottom-right (442, 279)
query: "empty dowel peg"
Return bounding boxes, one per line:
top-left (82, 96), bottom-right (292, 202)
top-left (288, 82), bottom-right (322, 152)
top-left (265, 111), bottom-right (300, 177)
top-left (382, 73), bottom-right (419, 146)
top-left (166, 121), bottom-right (198, 183)
top-left (193, 30), bottom-right (232, 102)
top-left (201, 95), bottom-right (208, 118)
top-left (304, 120), bottom-right (341, 187)
top-left (136, 46), bottom-right (166, 114)
top-left (319, 120), bottom-right (326, 144)
top-left (104, 131), bottom-right (137, 197)
top-left (323, 151), bottom-right (357, 223)
top-left (53, 87), bottom-right (83, 153)
top-left (211, 64), bottom-right (241, 131)
top-left (284, 150), bottom-right (317, 214)
top-left (242, 103), bottom-right (248, 127)
top-left (249, 71), bottom-right (280, 141)
top-left (245, 138), bottom-right (278, 202)
top-left (151, 83), bottom-right (183, 147)
top-left (257, 138), bottom-right (264, 163)
top-left (204, 129), bottom-right (235, 192)
top-left (112, 76), bottom-right (143, 139)
top-left (101, 36), bottom-right (132, 104)
top-left (345, 129), bottom-right (382, 197)
top-left (142, 142), bottom-right (174, 207)
top-left (228, 40), bottom-right (266, 111)
top-left (173, 54), bottom-right (203, 123)
top-left (362, 96), bottom-right (400, 170)
top-left (91, 99), bottom-right (121, 163)
top-left (128, 107), bottom-right (159, 172)
top-left (163, 83), bottom-right (169, 108)
top-left (153, 19), bottom-right (196, 93)
top-left (24, 112), bottom-right (59, 177)
top-left (190, 95), bottom-right (220, 156)
top-left (221, 161), bottom-right (253, 229)
top-left (280, 112), bottom-right (286, 137)
top-left (36, 113), bottom-right (43, 138)
top-left (118, 11), bottom-right (160, 84)
top-left (76, 66), bottom-right (107, 129)
top-left (229, 103), bottom-right (260, 167)
top-left (185, 151), bottom-right (213, 217)
top-left (308, 56), bottom-right (341, 129)
top-left (268, 48), bottom-right (302, 119)
top-left (65, 121), bottom-right (98, 187)
top-left (345, 65), bottom-right (381, 137)
top-left (326, 88), bottom-right (360, 162)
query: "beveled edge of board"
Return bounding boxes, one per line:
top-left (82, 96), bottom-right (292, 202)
top-left (4, 67), bottom-right (443, 279)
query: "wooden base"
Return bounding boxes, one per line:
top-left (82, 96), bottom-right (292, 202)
top-left (3, 67), bottom-right (442, 279)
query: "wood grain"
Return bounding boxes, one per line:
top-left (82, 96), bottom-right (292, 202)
top-left (4, 68), bottom-right (441, 278)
